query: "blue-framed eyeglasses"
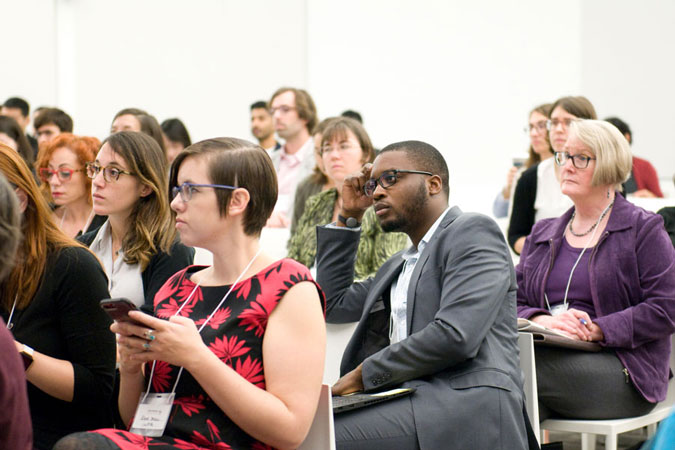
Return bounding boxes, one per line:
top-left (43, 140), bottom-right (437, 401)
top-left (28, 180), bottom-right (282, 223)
top-left (172, 182), bottom-right (238, 202)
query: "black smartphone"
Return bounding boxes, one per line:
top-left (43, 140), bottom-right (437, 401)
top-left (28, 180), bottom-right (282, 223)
top-left (100, 298), bottom-right (144, 326)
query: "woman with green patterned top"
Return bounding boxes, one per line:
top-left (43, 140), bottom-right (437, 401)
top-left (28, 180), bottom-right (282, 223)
top-left (288, 117), bottom-right (408, 279)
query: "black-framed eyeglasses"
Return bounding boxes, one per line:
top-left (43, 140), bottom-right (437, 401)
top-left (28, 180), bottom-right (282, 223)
top-left (172, 182), bottom-right (238, 202)
top-left (554, 152), bottom-right (596, 169)
top-left (363, 169), bottom-right (433, 197)
top-left (546, 118), bottom-right (577, 131)
top-left (38, 167), bottom-right (84, 182)
top-left (85, 162), bottom-right (134, 182)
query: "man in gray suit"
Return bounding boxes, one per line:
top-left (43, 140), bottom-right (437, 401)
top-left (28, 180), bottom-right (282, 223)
top-left (316, 141), bottom-right (530, 449)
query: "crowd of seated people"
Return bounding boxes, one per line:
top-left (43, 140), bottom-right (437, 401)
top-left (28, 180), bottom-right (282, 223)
top-left (0, 89), bottom-right (672, 450)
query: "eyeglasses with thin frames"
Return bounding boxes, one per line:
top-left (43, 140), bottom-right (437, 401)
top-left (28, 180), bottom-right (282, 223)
top-left (554, 151), bottom-right (596, 169)
top-left (524, 121), bottom-right (547, 133)
top-left (38, 167), bottom-right (84, 182)
top-left (172, 182), bottom-right (238, 202)
top-left (546, 118), bottom-right (578, 131)
top-left (85, 162), bottom-right (134, 182)
top-left (363, 169), bottom-right (433, 197)
top-left (320, 142), bottom-right (361, 156)
top-left (268, 105), bottom-right (296, 115)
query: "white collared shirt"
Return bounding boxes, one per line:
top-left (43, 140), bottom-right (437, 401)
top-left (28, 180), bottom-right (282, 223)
top-left (389, 207), bottom-right (451, 344)
top-left (90, 220), bottom-right (145, 307)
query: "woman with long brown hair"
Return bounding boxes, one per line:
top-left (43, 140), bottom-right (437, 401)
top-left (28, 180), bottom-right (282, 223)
top-left (79, 131), bottom-right (193, 309)
top-left (0, 144), bottom-right (116, 449)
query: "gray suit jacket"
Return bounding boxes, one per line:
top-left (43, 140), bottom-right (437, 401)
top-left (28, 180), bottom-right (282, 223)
top-left (316, 207), bottom-right (528, 449)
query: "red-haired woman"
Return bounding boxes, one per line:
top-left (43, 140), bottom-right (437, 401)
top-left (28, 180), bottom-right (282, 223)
top-left (36, 133), bottom-right (106, 237)
top-left (0, 144), bottom-right (115, 449)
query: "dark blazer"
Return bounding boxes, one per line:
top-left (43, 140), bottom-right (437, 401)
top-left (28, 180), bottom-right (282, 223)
top-left (316, 207), bottom-right (529, 449)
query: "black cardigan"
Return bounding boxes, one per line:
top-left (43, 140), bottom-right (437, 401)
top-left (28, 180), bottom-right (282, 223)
top-left (1, 246), bottom-right (116, 449)
top-left (78, 229), bottom-right (195, 309)
top-left (507, 163), bottom-right (538, 253)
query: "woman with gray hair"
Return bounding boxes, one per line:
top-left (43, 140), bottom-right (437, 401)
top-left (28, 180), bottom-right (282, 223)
top-left (515, 120), bottom-right (675, 420)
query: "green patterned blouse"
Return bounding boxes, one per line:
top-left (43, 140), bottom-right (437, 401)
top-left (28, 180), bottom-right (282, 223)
top-left (287, 188), bottom-right (409, 279)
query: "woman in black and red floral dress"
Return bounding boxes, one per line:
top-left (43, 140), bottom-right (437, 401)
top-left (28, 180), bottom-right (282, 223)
top-left (55, 138), bottom-right (326, 450)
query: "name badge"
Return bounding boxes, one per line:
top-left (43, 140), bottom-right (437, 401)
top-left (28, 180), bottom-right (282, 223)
top-left (550, 303), bottom-right (569, 316)
top-left (129, 393), bottom-right (175, 437)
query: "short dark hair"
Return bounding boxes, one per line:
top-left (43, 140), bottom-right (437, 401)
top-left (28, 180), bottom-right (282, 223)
top-left (604, 117), bottom-right (632, 143)
top-left (379, 140), bottom-right (450, 198)
top-left (269, 87), bottom-right (318, 132)
top-left (0, 116), bottom-right (34, 167)
top-left (169, 138), bottom-right (277, 237)
top-left (161, 118), bottom-right (192, 148)
top-left (34, 108), bottom-right (73, 133)
top-left (341, 110), bottom-right (363, 124)
top-left (3, 97), bottom-right (30, 117)
top-left (250, 100), bottom-right (268, 111)
top-left (549, 96), bottom-right (597, 120)
top-left (0, 173), bottom-right (21, 283)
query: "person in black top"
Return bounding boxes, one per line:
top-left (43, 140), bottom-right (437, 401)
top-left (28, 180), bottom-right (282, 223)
top-left (0, 145), bottom-right (116, 450)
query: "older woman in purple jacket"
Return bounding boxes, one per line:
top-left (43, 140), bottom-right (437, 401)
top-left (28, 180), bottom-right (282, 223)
top-left (516, 119), bottom-right (675, 421)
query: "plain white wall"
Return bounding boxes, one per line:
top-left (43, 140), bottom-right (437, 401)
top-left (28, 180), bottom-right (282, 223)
top-left (580, 0), bottom-right (675, 183)
top-left (306, 0), bottom-right (583, 213)
top-left (1, 0), bottom-right (672, 213)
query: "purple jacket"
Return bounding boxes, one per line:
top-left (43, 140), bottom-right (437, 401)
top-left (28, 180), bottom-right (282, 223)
top-left (516, 194), bottom-right (675, 403)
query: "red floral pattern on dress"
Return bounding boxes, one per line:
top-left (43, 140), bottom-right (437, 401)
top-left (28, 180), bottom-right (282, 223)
top-left (195, 307), bottom-right (231, 330)
top-left (234, 356), bottom-right (265, 389)
top-left (174, 395), bottom-right (206, 417)
top-left (151, 360), bottom-right (173, 392)
top-left (208, 335), bottom-right (250, 364)
top-left (90, 259), bottom-right (324, 450)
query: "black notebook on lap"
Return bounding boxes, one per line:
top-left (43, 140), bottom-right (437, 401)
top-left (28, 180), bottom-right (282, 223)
top-left (332, 387), bottom-right (416, 414)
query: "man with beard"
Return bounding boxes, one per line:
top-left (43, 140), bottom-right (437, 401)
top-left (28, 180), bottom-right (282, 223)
top-left (266, 87), bottom-right (317, 227)
top-left (315, 141), bottom-right (530, 449)
top-left (250, 100), bottom-right (281, 152)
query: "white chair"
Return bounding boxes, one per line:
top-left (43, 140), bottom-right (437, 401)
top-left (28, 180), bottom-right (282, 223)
top-left (324, 322), bottom-right (358, 385)
top-left (518, 332), bottom-right (675, 450)
top-left (518, 332), bottom-right (540, 444)
top-left (298, 384), bottom-right (336, 450)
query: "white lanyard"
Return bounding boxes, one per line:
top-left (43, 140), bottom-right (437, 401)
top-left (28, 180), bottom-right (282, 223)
top-left (142, 247), bottom-right (262, 399)
top-left (545, 202), bottom-right (610, 315)
top-left (5, 295), bottom-right (18, 330)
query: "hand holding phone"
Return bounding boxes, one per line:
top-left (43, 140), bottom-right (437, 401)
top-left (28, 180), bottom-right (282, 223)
top-left (100, 298), bottom-right (146, 327)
